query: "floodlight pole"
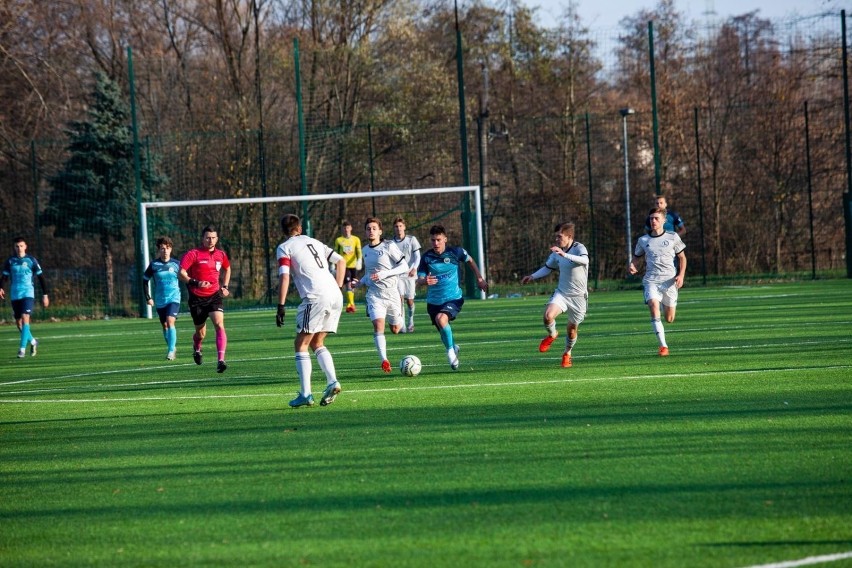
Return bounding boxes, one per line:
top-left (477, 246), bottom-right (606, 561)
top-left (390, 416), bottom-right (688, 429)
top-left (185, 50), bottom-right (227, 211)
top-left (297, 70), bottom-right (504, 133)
top-left (620, 108), bottom-right (636, 265)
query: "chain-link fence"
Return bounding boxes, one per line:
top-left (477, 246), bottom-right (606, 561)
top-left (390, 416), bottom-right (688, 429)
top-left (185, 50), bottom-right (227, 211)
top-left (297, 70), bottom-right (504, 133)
top-left (1, 10), bottom-right (848, 316)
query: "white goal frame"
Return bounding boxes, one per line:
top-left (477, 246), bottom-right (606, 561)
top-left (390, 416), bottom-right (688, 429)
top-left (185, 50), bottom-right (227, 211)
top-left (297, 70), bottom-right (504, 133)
top-left (139, 185), bottom-right (486, 318)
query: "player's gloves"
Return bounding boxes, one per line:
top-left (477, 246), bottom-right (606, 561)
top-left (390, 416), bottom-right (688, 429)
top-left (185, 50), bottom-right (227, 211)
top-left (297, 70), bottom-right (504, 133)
top-left (276, 304), bottom-right (286, 327)
top-left (355, 258), bottom-right (363, 271)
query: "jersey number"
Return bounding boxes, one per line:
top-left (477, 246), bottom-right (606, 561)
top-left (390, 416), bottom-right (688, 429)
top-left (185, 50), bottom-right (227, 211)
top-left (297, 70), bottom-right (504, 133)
top-left (307, 244), bottom-right (324, 268)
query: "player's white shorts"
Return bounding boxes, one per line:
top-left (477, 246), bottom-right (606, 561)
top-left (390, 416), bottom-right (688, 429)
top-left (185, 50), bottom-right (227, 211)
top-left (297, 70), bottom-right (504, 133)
top-left (643, 278), bottom-right (679, 307)
top-left (366, 288), bottom-right (404, 327)
top-left (296, 293), bottom-right (343, 334)
top-left (547, 291), bottom-right (587, 325)
top-left (397, 275), bottom-right (417, 300)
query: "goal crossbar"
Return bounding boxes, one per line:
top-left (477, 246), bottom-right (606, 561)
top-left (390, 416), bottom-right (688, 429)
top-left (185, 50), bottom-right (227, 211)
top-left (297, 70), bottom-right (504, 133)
top-left (139, 185), bottom-right (485, 317)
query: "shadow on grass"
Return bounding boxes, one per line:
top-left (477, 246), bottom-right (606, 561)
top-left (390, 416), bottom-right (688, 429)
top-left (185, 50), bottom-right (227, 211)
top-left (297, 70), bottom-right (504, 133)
top-left (2, 391), bottom-right (850, 526)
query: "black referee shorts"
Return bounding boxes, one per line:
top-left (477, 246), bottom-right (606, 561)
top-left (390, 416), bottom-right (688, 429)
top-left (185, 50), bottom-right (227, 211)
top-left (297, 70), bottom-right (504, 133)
top-left (188, 291), bottom-right (224, 326)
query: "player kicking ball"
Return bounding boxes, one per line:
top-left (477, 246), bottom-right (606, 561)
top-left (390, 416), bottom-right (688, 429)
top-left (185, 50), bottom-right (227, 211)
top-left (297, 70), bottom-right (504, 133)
top-left (521, 222), bottom-right (589, 368)
top-left (416, 225), bottom-right (488, 371)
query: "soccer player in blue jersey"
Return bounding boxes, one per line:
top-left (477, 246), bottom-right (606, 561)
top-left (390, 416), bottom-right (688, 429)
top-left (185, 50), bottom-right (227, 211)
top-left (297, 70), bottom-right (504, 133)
top-left (416, 225), bottom-right (488, 370)
top-left (143, 236), bottom-right (182, 360)
top-left (0, 237), bottom-right (49, 358)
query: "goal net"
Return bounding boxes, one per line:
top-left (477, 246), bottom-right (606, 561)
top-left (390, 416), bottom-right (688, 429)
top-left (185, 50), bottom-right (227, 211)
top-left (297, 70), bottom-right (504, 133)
top-left (140, 186), bottom-right (485, 318)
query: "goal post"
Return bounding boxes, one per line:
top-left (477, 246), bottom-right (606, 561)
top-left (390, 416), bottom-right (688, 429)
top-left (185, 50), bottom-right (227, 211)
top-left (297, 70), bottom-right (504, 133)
top-left (139, 185), bottom-right (486, 318)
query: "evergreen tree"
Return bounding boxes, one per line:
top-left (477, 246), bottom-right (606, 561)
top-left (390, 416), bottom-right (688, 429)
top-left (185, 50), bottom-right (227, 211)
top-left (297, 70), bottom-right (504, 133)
top-left (42, 71), bottom-right (164, 308)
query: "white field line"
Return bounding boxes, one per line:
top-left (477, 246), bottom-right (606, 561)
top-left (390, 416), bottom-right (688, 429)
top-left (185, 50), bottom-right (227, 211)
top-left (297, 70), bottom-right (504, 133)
top-left (2, 334), bottom-right (850, 392)
top-left (1, 334), bottom-right (850, 391)
top-left (3, 315), bottom-right (851, 345)
top-left (739, 551), bottom-right (852, 568)
top-left (1, 364), bottom-right (850, 404)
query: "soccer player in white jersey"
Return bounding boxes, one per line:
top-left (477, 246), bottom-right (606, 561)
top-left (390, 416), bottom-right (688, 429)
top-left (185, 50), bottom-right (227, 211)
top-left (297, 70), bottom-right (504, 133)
top-left (392, 217), bottom-right (421, 332)
top-left (276, 214), bottom-right (347, 407)
top-left (521, 222), bottom-right (590, 368)
top-left (628, 207), bottom-right (687, 356)
top-left (355, 217), bottom-right (410, 373)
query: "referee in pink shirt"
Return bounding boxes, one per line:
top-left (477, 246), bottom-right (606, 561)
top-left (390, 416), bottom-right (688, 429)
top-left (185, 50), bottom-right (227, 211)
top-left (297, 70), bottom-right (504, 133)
top-left (179, 225), bottom-right (231, 373)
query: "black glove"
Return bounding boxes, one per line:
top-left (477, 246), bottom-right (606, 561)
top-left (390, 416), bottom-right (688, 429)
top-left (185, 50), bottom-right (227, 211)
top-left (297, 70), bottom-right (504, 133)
top-left (276, 304), bottom-right (286, 327)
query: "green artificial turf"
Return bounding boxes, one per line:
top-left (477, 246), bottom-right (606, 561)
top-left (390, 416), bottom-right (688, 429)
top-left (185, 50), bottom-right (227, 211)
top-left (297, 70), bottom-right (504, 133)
top-left (1, 280), bottom-right (851, 567)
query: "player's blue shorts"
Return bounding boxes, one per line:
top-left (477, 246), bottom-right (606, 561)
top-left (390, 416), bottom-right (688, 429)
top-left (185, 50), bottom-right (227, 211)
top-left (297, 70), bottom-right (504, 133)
top-left (11, 297), bottom-right (35, 320)
top-left (156, 302), bottom-right (181, 324)
top-left (427, 297), bottom-right (464, 326)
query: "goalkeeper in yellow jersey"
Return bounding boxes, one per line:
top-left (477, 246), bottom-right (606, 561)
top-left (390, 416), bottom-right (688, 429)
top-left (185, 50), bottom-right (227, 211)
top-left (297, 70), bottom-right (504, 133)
top-left (334, 220), bottom-right (363, 312)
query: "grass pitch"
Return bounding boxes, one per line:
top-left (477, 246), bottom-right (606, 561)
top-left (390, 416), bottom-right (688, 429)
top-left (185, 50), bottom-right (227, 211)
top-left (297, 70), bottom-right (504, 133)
top-left (1, 280), bottom-right (851, 567)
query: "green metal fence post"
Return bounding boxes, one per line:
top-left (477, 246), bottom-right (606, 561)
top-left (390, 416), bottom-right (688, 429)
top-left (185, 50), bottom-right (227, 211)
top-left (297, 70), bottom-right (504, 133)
top-left (253, 0), bottom-right (272, 302)
top-left (693, 107), bottom-right (707, 284)
top-left (841, 10), bottom-right (852, 278)
top-left (30, 140), bottom-right (41, 257)
top-left (127, 46), bottom-right (147, 317)
top-left (584, 113), bottom-right (598, 290)
top-left (454, 0), bottom-right (477, 298)
top-left (804, 101), bottom-right (816, 280)
top-left (294, 37), bottom-right (310, 236)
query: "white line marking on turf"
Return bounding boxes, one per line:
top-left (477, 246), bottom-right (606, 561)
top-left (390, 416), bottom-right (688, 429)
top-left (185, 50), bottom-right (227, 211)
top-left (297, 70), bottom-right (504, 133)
top-left (1, 332), bottom-right (849, 394)
top-left (1, 364), bottom-right (849, 404)
top-left (4, 332), bottom-right (850, 388)
top-left (739, 551), bottom-right (852, 568)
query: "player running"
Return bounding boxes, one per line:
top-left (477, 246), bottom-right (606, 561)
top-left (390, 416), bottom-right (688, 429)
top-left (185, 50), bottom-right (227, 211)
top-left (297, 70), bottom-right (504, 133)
top-left (354, 217), bottom-right (410, 373)
top-left (143, 236), bottom-right (182, 360)
top-left (521, 222), bottom-right (589, 368)
top-left (277, 214), bottom-right (347, 407)
top-left (416, 225), bottom-right (488, 371)
top-left (392, 217), bottom-right (421, 333)
top-left (629, 207), bottom-right (687, 356)
top-left (179, 225), bottom-right (231, 373)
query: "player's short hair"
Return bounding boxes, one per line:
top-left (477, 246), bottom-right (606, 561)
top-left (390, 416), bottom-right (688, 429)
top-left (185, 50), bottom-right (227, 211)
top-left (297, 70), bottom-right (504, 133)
top-left (649, 207), bottom-right (667, 219)
top-left (341, 220), bottom-right (352, 228)
top-left (155, 236), bottom-right (173, 248)
top-left (365, 217), bottom-right (383, 230)
top-left (555, 223), bottom-right (575, 239)
top-left (281, 214), bottom-right (301, 235)
top-left (13, 236), bottom-right (26, 245)
top-left (393, 217), bottom-right (406, 226)
top-left (429, 225), bottom-right (447, 237)
top-left (201, 225), bottom-right (218, 236)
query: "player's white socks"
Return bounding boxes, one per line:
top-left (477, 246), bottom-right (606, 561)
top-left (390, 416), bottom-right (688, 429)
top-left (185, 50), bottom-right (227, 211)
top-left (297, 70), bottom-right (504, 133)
top-left (295, 352), bottom-right (312, 395)
top-left (447, 347), bottom-right (457, 365)
top-left (651, 318), bottom-right (667, 347)
top-left (374, 332), bottom-right (387, 361)
top-left (315, 346), bottom-right (337, 384)
top-left (565, 336), bottom-right (577, 354)
top-left (546, 322), bottom-right (557, 338)
top-left (408, 305), bottom-right (415, 326)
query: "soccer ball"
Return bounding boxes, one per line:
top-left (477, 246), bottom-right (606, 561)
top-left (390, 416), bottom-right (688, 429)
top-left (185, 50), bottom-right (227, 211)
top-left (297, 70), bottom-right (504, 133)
top-left (399, 355), bottom-right (422, 377)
